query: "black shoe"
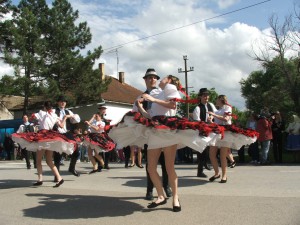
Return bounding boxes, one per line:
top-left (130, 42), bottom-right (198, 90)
top-left (104, 165), bottom-right (110, 169)
top-left (137, 164), bottom-right (144, 168)
top-left (173, 200), bottom-right (181, 212)
top-left (145, 192), bottom-right (154, 201)
top-left (33, 181), bottom-right (43, 186)
top-left (164, 186), bottom-right (172, 197)
top-left (53, 179), bottom-right (64, 188)
top-left (89, 169), bottom-right (98, 174)
top-left (125, 164), bottom-right (128, 168)
top-left (147, 198), bottom-right (167, 209)
top-left (27, 165), bottom-right (31, 169)
top-left (220, 178), bottom-right (227, 183)
top-left (69, 169), bottom-right (80, 177)
top-left (53, 177), bottom-right (58, 183)
top-left (229, 161), bottom-right (236, 168)
top-left (129, 164), bottom-right (135, 168)
top-left (197, 172), bottom-right (208, 178)
top-left (209, 175), bottom-right (221, 182)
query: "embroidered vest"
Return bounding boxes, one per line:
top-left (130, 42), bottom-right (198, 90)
top-left (55, 108), bottom-right (73, 132)
top-left (199, 103), bottom-right (213, 122)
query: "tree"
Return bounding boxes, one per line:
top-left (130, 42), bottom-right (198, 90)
top-left (3, 0), bottom-right (49, 114)
top-left (248, 5), bottom-right (300, 117)
top-left (44, 0), bottom-right (105, 104)
top-left (1, 0), bottom-right (110, 112)
top-left (0, 0), bottom-right (13, 54)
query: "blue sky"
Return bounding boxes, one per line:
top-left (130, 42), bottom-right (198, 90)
top-left (5, 0), bottom-right (300, 109)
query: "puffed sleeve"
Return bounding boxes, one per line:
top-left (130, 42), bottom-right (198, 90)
top-left (164, 84), bottom-right (181, 100)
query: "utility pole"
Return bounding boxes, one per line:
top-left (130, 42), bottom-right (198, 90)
top-left (178, 55), bottom-right (194, 118)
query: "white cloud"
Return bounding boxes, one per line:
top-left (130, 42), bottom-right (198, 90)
top-left (2, 0), bottom-right (296, 110)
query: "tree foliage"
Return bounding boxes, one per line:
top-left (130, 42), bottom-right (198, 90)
top-left (244, 5), bottom-right (300, 119)
top-left (1, 0), bottom-right (109, 113)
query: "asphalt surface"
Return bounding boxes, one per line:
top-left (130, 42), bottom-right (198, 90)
top-left (0, 160), bottom-right (300, 225)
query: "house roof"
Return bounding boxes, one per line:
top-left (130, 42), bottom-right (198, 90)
top-left (0, 95), bottom-right (44, 111)
top-left (1, 75), bottom-right (143, 111)
top-left (101, 76), bottom-right (143, 105)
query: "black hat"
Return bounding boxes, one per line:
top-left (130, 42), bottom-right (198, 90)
top-left (198, 88), bottom-right (210, 96)
top-left (98, 106), bottom-right (107, 110)
top-left (143, 68), bottom-right (160, 80)
top-left (57, 95), bottom-right (67, 102)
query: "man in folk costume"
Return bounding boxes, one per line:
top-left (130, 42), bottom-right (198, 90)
top-left (17, 114), bottom-right (37, 169)
top-left (192, 88), bottom-right (217, 177)
top-left (142, 68), bottom-right (172, 200)
top-left (53, 95), bottom-right (81, 180)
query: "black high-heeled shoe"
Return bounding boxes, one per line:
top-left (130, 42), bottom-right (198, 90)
top-left (173, 200), bottom-right (181, 212)
top-left (89, 169), bottom-right (98, 174)
top-left (147, 198), bottom-right (167, 209)
top-left (220, 178), bottom-right (227, 183)
top-left (33, 181), bottom-right (43, 186)
top-left (53, 179), bottom-right (64, 188)
top-left (209, 175), bottom-right (220, 182)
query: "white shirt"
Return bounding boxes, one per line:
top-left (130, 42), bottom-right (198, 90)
top-left (34, 109), bottom-right (58, 130)
top-left (214, 105), bottom-right (232, 125)
top-left (89, 120), bottom-right (105, 133)
top-left (57, 108), bottom-right (74, 133)
top-left (149, 84), bottom-right (181, 117)
top-left (192, 103), bottom-right (217, 122)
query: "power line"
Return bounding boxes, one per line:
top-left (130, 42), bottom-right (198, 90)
top-left (103, 0), bottom-right (271, 52)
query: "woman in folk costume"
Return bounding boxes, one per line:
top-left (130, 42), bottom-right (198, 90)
top-left (12, 101), bottom-right (76, 187)
top-left (207, 95), bottom-right (259, 183)
top-left (84, 113), bottom-right (116, 174)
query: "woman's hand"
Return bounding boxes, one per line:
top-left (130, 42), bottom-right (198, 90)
top-left (141, 93), bottom-right (155, 103)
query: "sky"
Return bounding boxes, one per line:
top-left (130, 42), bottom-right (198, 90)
top-left (2, 0), bottom-right (299, 110)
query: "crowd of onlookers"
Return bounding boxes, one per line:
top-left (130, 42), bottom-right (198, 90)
top-left (1, 108), bottom-right (300, 167)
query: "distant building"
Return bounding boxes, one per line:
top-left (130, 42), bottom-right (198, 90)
top-left (0, 63), bottom-right (143, 125)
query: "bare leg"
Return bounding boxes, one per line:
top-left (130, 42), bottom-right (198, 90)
top-left (88, 146), bottom-right (98, 170)
top-left (163, 144), bottom-right (179, 206)
top-left (130, 146), bottom-right (136, 166)
top-left (36, 149), bottom-right (45, 182)
top-left (209, 146), bottom-right (219, 176)
top-left (137, 147), bottom-right (142, 166)
top-left (147, 148), bottom-right (165, 203)
top-left (45, 150), bottom-right (62, 182)
top-left (94, 152), bottom-right (104, 167)
top-left (220, 147), bottom-right (228, 180)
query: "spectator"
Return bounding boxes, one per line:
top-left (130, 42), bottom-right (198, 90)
top-left (271, 111), bottom-right (285, 163)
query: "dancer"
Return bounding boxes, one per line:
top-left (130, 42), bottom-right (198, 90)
top-left (192, 88), bottom-right (217, 178)
top-left (135, 74), bottom-right (182, 211)
top-left (16, 114), bottom-right (37, 169)
top-left (12, 101), bottom-right (76, 187)
top-left (53, 95), bottom-right (81, 179)
top-left (84, 113), bottom-right (116, 174)
top-left (207, 95), bottom-right (258, 183)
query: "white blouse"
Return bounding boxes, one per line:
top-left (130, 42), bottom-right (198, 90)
top-left (214, 105), bottom-right (232, 125)
top-left (149, 84), bottom-right (181, 117)
top-left (34, 109), bottom-right (58, 130)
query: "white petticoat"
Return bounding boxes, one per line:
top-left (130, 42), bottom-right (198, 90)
top-left (109, 116), bottom-right (150, 149)
top-left (213, 131), bottom-right (257, 150)
top-left (109, 115), bottom-right (222, 152)
top-left (12, 136), bottom-right (75, 154)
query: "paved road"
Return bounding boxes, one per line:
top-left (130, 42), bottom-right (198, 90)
top-left (0, 160), bottom-right (299, 225)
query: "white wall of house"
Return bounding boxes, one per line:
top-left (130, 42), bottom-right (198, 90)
top-left (0, 104), bottom-right (14, 120)
top-left (70, 102), bottom-right (132, 125)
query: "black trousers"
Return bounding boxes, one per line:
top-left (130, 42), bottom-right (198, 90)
top-left (21, 148), bottom-right (36, 168)
top-left (53, 132), bottom-right (79, 171)
top-left (197, 147), bottom-right (209, 174)
top-left (272, 136), bottom-right (283, 163)
top-left (144, 144), bottom-right (169, 193)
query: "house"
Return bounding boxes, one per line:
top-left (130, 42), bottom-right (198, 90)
top-left (0, 63), bottom-right (143, 126)
top-left (70, 63), bottom-right (143, 124)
